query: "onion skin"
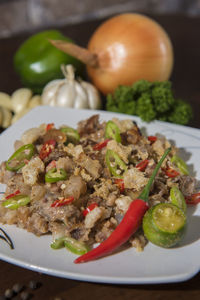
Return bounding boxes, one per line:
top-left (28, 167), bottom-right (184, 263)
top-left (87, 13), bottom-right (174, 95)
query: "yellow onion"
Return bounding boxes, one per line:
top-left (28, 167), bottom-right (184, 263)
top-left (50, 13), bottom-right (174, 95)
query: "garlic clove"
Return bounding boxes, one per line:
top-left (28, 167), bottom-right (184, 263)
top-left (73, 82), bottom-right (89, 109)
top-left (11, 88), bottom-right (32, 113)
top-left (41, 80), bottom-right (64, 106)
top-left (0, 92), bottom-right (13, 111)
top-left (81, 81), bottom-right (102, 109)
top-left (29, 95), bottom-right (41, 109)
top-left (1, 106), bottom-right (12, 128)
top-left (56, 82), bottom-right (77, 107)
top-left (11, 107), bottom-right (31, 124)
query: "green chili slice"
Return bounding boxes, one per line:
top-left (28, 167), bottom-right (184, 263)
top-left (60, 127), bottom-right (80, 144)
top-left (170, 186), bottom-right (187, 213)
top-left (51, 236), bottom-right (90, 255)
top-left (6, 144), bottom-right (35, 172)
top-left (45, 168), bottom-right (67, 183)
top-left (171, 155), bottom-right (189, 175)
top-left (2, 194), bottom-right (30, 210)
top-left (105, 121), bottom-right (121, 143)
top-left (106, 149), bottom-right (127, 178)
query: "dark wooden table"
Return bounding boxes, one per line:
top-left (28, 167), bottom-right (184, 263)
top-left (0, 14), bottom-right (199, 300)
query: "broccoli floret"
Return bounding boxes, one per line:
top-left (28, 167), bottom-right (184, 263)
top-left (152, 81), bottom-right (175, 113)
top-left (106, 79), bottom-right (193, 125)
top-left (168, 99), bottom-right (193, 125)
top-left (136, 93), bottom-right (156, 122)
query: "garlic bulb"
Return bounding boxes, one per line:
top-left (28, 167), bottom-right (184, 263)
top-left (41, 65), bottom-right (102, 110)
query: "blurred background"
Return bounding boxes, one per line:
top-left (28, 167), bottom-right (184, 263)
top-left (0, 0), bottom-right (200, 38)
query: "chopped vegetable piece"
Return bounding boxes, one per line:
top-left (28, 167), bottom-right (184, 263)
top-left (2, 194), bottom-right (30, 210)
top-left (143, 203), bottom-right (186, 248)
top-left (171, 155), bottom-right (189, 175)
top-left (51, 236), bottom-right (89, 255)
top-left (170, 186), bottom-right (187, 213)
top-left (105, 121), bottom-right (121, 143)
top-left (39, 139), bottom-right (56, 160)
top-left (6, 144), bottom-right (35, 172)
top-left (185, 192), bottom-right (200, 205)
top-left (5, 190), bottom-right (20, 200)
top-left (114, 178), bottom-right (125, 193)
top-left (46, 123), bottom-right (54, 131)
top-left (51, 196), bottom-right (74, 207)
top-left (45, 167), bottom-right (67, 183)
top-left (164, 168), bottom-right (180, 178)
top-left (105, 149), bottom-right (127, 178)
top-left (148, 136), bottom-right (157, 143)
top-left (136, 159), bottom-right (149, 171)
top-left (83, 203), bottom-right (98, 217)
top-left (74, 148), bottom-right (171, 263)
top-left (93, 139), bottom-right (110, 151)
top-left (61, 127), bottom-right (80, 144)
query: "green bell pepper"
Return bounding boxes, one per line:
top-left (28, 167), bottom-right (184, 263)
top-left (14, 30), bottom-right (84, 93)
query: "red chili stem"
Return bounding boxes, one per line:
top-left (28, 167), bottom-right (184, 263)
top-left (75, 199), bottom-right (148, 263)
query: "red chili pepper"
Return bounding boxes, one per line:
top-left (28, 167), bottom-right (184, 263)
top-left (46, 123), bottom-right (54, 131)
top-left (164, 168), bottom-right (180, 178)
top-left (83, 203), bottom-right (98, 217)
top-left (5, 190), bottom-right (20, 200)
top-left (148, 136), bottom-right (157, 143)
top-left (93, 139), bottom-right (110, 151)
top-left (185, 193), bottom-right (200, 205)
top-left (74, 148), bottom-right (171, 264)
top-left (46, 160), bottom-right (56, 171)
top-left (39, 139), bottom-right (56, 160)
top-left (136, 159), bottom-right (149, 171)
top-left (51, 196), bottom-right (74, 208)
top-left (114, 179), bottom-right (125, 193)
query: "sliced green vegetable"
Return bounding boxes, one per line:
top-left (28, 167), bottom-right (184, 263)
top-left (51, 237), bottom-right (65, 249)
top-left (45, 167), bottom-right (67, 183)
top-left (2, 194), bottom-right (30, 210)
top-left (105, 121), bottom-right (121, 143)
top-left (171, 155), bottom-right (189, 175)
top-left (105, 149), bottom-right (127, 178)
top-left (6, 144), bottom-right (35, 172)
top-left (170, 186), bottom-right (187, 213)
top-left (143, 203), bottom-right (186, 248)
top-left (51, 236), bottom-right (89, 255)
top-left (61, 127), bottom-right (80, 144)
top-left (64, 237), bottom-right (90, 255)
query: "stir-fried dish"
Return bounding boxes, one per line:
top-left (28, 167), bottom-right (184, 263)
top-left (0, 115), bottom-right (199, 262)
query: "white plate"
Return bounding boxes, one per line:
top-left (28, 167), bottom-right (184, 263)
top-left (0, 106), bottom-right (200, 284)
